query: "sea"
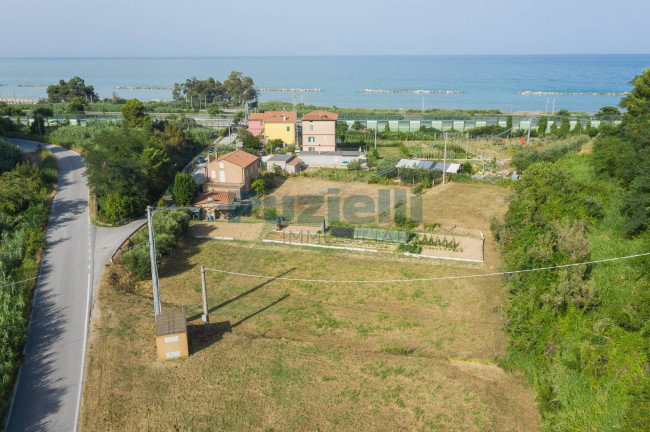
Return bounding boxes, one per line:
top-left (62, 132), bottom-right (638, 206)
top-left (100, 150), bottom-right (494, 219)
top-left (1, 55), bottom-right (649, 113)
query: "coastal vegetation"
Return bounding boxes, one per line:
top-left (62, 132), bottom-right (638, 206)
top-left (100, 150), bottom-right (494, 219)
top-left (172, 71), bottom-right (257, 108)
top-left (0, 142), bottom-right (58, 419)
top-left (492, 68), bottom-right (650, 430)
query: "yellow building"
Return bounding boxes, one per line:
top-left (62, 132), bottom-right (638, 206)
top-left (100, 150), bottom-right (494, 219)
top-left (262, 111), bottom-right (297, 145)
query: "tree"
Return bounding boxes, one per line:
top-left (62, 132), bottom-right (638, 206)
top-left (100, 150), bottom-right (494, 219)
top-left (172, 77), bottom-right (225, 108)
top-left (556, 109), bottom-right (570, 117)
top-left (506, 115), bottom-right (513, 131)
top-left (351, 120), bottom-right (365, 131)
top-left (571, 119), bottom-right (583, 135)
top-left (46, 76), bottom-right (98, 103)
top-left (266, 138), bottom-right (284, 153)
top-left (384, 121), bottom-right (390, 133)
top-left (550, 120), bottom-right (559, 136)
top-left (0, 102), bottom-right (24, 117)
top-left (207, 102), bottom-right (221, 116)
top-left (619, 68), bottom-right (650, 117)
top-left (238, 129), bottom-right (262, 154)
top-left (251, 178), bottom-right (265, 196)
top-left (537, 116), bottom-right (548, 136)
top-left (171, 173), bottom-right (197, 206)
top-left (223, 71), bottom-right (257, 106)
top-left (140, 147), bottom-right (173, 201)
top-left (30, 107), bottom-right (54, 135)
top-left (336, 121), bottom-right (349, 140)
top-left (596, 106), bottom-right (621, 117)
top-left (0, 140), bottom-right (23, 175)
top-left (558, 117), bottom-right (571, 137)
top-left (232, 111), bottom-right (244, 124)
top-left (585, 120), bottom-right (598, 137)
top-left (66, 97), bottom-right (88, 114)
top-left (121, 99), bottom-right (153, 130)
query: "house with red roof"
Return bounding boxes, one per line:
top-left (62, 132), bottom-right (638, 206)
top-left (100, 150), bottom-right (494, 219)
top-left (204, 149), bottom-right (259, 198)
top-left (193, 190), bottom-right (239, 220)
top-left (301, 110), bottom-right (339, 152)
top-left (247, 112), bottom-right (264, 136)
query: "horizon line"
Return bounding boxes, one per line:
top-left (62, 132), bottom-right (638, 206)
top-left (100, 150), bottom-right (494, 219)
top-left (1, 53), bottom-right (649, 61)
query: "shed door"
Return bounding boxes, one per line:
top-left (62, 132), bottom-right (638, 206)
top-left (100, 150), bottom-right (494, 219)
top-left (219, 171), bottom-right (226, 182)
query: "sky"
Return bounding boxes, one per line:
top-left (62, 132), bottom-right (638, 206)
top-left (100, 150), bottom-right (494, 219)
top-left (0, 0), bottom-right (647, 57)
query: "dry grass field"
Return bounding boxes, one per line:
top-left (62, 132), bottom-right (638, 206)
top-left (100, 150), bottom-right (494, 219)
top-left (80, 181), bottom-right (539, 432)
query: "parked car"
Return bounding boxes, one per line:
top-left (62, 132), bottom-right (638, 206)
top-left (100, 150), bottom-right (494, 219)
top-left (196, 156), bottom-right (206, 163)
top-left (208, 146), bottom-right (214, 153)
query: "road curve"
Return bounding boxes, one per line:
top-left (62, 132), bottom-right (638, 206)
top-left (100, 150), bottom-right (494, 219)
top-left (6, 139), bottom-right (93, 431)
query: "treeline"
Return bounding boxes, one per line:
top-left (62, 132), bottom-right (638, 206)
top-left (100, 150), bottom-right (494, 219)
top-left (172, 71), bottom-right (256, 108)
top-left (77, 117), bottom-right (203, 222)
top-left (492, 68), bottom-right (650, 430)
top-left (0, 141), bottom-right (58, 418)
top-left (3, 98), bottom-right (215, 223)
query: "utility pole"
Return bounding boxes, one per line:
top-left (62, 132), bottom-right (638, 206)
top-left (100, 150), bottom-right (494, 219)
top-left (526, 112), bottom-right (532, 145)
top-left (545, 97), bottom-right (549, 113)
top-left (442, 132), bottom-right (448, 185)
top-left (374, 125), bottom-right (377, 151)
top-left (551, 98), bottom-right (555, 115)
top-left (146, 206), bottom-right (162, 317)
top-left (201, 265), bottom-right (209, 325)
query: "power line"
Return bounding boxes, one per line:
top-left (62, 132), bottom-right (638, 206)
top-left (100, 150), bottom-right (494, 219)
top-left (203, 252), bottom-right (650, 284)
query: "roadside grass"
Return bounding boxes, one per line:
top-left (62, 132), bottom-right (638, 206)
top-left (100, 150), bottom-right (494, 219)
top-left (81, 223), bottom-right (539, 431)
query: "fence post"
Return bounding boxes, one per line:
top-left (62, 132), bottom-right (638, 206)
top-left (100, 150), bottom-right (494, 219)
top-left (201, 265), bottom-right (209, 325)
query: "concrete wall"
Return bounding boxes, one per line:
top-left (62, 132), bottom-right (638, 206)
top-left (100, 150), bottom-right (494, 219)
top-left (299, 154), bottom-right (366, 168)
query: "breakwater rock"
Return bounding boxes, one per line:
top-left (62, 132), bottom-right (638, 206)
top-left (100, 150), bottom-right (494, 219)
top-left (115, 86), bottom-right (173, 90)
top-left (256, 88), bottom-right (322, 92)
top-left (360, 89), bottom-right (462, 94)
top-left (518, 90), bottom-right (628, 96)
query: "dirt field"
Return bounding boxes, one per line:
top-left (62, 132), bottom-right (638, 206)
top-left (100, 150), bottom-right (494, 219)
top-left (266, 177), bottom-right (508, 232)
top-left (80, 177), bottom-right (539, 432)
top-left (188, 220), bottom-right (267, 241)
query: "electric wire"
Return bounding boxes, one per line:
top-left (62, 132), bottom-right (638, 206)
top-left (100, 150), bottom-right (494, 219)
top-left (203, 252), bottom-right (650, 284)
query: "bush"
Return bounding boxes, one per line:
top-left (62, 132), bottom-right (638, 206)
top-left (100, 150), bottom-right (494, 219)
top-left (120, 210), bottom-right (189, 279)
top-left (347, 160), bottom-right (362, 171)
top-left (397, 241), bottom-right (421, 254)
top-left (376, 156), bottom-right (400, 178)
top-left (0, 140), bottom-right (23, 175)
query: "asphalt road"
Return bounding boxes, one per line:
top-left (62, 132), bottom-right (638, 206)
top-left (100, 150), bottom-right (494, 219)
top-left (5, 139), bottom-right (146, 431)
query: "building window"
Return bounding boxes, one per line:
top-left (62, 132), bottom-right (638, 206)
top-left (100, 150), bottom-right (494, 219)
top-left (308, 136), bottom-right (315, 143)
top-left (219, 162), bottom-right (224, 168)
top-left (211, 170), bottom-right (216, 179)
top-left (309, 125), bottom-right (314, 131)
top-left (286, 126), bottom-right (290, 132)
top-left (309, 147), bottom-right (315, 151)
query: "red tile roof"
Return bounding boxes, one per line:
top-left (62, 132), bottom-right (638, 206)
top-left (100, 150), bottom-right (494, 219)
top-left (286, 157), bottom-right (302, 166)
top-left (216, 149), bottom-right (259, 168)
top-left (193, 191), bottom-right (235, 206)
top-left (301, 110), bottom-right (339, 121)
top-left (248, 112), bottom-right (264, 121)
top-left (262, 110), bottom-right (297, 122)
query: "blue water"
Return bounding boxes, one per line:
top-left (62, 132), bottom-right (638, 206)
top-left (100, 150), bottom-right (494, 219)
top-left (1, 55), bottom-right (648, 113)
